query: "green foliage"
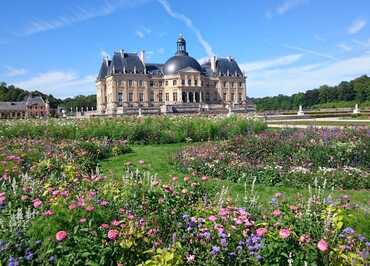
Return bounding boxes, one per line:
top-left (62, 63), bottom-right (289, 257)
top-left (253, 75), bottom-right (370, 111)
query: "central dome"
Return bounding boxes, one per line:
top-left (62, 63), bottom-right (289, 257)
top-left (163, 35), bottom-right (202, 75)
top-left (164, 55), bottom-right (202, 75)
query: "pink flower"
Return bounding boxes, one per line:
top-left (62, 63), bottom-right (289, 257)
top-left (172, 176), bottom-right (178, 182)
top-left (219, 208), bottom-right (229, 217)
top-left (0, 195), bottom-right (6, 205)
top-left (42, 210), bottom-right (54, 217)
top-left (183, 176), bottom-right (190, 182)
top-left (139, 160), bottom-right (145, 165)
top-left (88, 191), bottom-right (97, 198)
top-left (275, 192), bottom-right (283, 198)
top-left (272, 209), bottom-right (282, 217)
top-left (32, 198), bottom-right (42, 208)
top-left (279, 228), bottom-right (291, 239)
top-left (85, 206), bottom-right (95, 212)
top-left (208, 215), bottom-right (217, 222)
top-left (100, 223), bottom-right (109, 229)
top-left (99, 200), bottom-right (109, 206)
top-left (201, 176), bottom-right (209, 181)
top-left (80, 218), bottom-right (87, 223)
top-left (256, 227), bottom-right (268, 237)
top-left (68, 203), bottom-right (77, 210)
top-left (317, 239), bottom-right (329, 252)
top-left (56, 231), bottom-right (68, 242)
top-left (111, 220), bottom-right (121, 226)
top-left (107, 229), bottom-right (119, 240)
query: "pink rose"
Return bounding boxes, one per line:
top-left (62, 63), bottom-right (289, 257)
top-left (279, 228), bottom-right (291, 239)
top-left (201, 176), bottom-right (209, 181)
top-left (256, 227), bottom-right (268, 237)
top-left (107, 229), bottom-right (119, 240)
top-left (32, 198), bottom-right (42, 208)
top-left (317, 239), bottom-right (329, 252)
top-left (56, 230), bottom-right (68, 242)
top-left (208, 215), bottom-right (217, 222)
top-left (272, 209), bottom-right (281, 217)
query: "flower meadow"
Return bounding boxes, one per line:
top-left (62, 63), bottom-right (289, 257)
top-left (176, 128), bottom-right (370, 189)
top-left (0, 118), bottom-right (369, 265)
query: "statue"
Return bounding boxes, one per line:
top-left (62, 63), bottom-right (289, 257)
top-left (227, 104), bottom-right (234, 117)
top-left (353, 104), bottom-right (360, 114)
top-left (297, 105), bottom-right (304, 116)
top-left (138, 107), bottom-right (143, 117)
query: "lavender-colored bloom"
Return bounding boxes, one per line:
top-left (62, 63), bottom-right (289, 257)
top-left (271, 197), bottom-right (278, 206)
top-left (358, 235), bottom-right (367, 242)
top-left (220, 238), bottom-right (228, 247)
top-left (210, 246), bottom-right (220, 256)
top-left (236, 245), bottom-right (243, 253)
top-left (342, 227), bottom-right (355, 235)
top-left (219, 232), bottom-right (227, 239)
top-left (323, 196), bottom-right (333, 205)
top-left (8, 256), bottom-right (19, 266)
top-left (48, 256), bottom-right (56, 262)
top-left (182, 214), bottom-right (189, 220)
top-left (24, 251), bottom-right (33, 261)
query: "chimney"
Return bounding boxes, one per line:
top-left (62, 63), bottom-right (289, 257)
top-left (210, 55), bottom-right (217, 72)
top-left (139, 50), bottom-right (145, 64)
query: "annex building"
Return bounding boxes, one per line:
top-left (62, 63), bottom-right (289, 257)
top-left (0, 95), bottom-right (49, 119)
top-left (96, 35), bottom-right (247, 115)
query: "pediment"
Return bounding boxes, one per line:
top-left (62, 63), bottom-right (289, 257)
top-left (178, 66), bottom-right (200, 73)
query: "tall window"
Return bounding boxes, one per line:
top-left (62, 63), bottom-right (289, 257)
top-left (128, 92), bottom-right (133, 102)
top-left (223, 93), bottom-right (227, 101)
top-left (173, 80), bottom-right (177, 86)
top-left (118, 92), bottom-right (123, 106)
top-left (150, 81), bottom-right (154, 87)
top-left (150, 92), bottom-right (154, 102)
top-left (173, 92), bottom-right (178, 102)
top-left (239, 82), bottom-right (242, 88)
top-left (165, 93), bottom-right (169, 102)
top-left (194, 80), bottom-right (198, 86)
top-left (182, 79), bottom-right (185, 85)
top-left (239, 93), bottom-right (242, 102)
top-left (159, 81), bottom-right (163, 87)
top-left (139, 80), bottom-right (143, 86)
top-left (128, 80), bottom-right (133, 87)
top-left (223, 81), bottom-right (227, 87)
top-left (159, 92), bottom-right (163, 102)
top-left (139, 93), bottom-right (144, 102)
top-left (232, 82), bottom-right (235, 88)
top-left (165, 80), bottom-right (168, 86)
top-left (188, 79), bottom-right (191, 86)
top-left (231, 93), bottom-right (234, 102)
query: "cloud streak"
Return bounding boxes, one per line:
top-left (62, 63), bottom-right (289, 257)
top-left (283, 45), bottom-right (338, 61)
top-left (21, 0), bottom-right (148, 36)
top-left (347, 18), bottom-right (367, 35)
top-left (267, 0), bottom-right (308, 18)
top-left (240, 54), bottom-right (303, 72)
top-left (158, 0), bottom-right (214, 56)
top-left (3, 66), bottom-right (27, 77)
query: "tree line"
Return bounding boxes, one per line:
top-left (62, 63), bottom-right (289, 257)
top-left (0, 82), bottom-right (96, 110)
top-left (252, 75), bottom-right (370, 111)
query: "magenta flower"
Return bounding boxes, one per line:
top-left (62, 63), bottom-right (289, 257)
top-left (256, 227), bottom-right (268, 237)
top-left (100, 223), bottom-right (109, 229)
top-left (279, 228), bottom-right (291, 239)
top-left (272, 209), bottom-right (282, 217)
top-left (56, 231), bottom-right (68, 242)
top-left (208, 215), bottom-right (217, 222)
top-left (317, 239), bottom-right (329, 252)
top-left (107, 229), bottom-right (119, 240)
top-left (85, 206), bottom-right (95, 212)
top-left (32, 198), bottom-right (42, 208)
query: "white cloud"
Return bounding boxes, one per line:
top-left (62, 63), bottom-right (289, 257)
top-left (15, 71), bottom-right (96, 98)
top-left (136, 30), bottom-right (145, 39)
top-left (347, 18), bottom-right (367, 35)
top-left (240, 54), bottom-right (303, 72)
top-left (352, 38), bottom-right (370, 49)
top-left (337, 43), bottom-right (352, 52)
top-left (267, 0), bottom-right (307, 18)
top-left (21, 0), bottom-right (148, 36)
top-left (283, 45), bottom-right (338, 61)
top-left (3, 66), bottom-right (27, 77)
top-left (158, 0), bottom-right (215, 56)
top-left (246, 53), bottom-right (370, 97)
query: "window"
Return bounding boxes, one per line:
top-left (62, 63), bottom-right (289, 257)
top-left (239, 93), bottom-right (242, 102)
top-left (150, 81), bottom-right (154, 87)
top-left (206, 92), bottom-right (210, 102)
top-left (139, 80), bottom-right (143, 86)
top-left (128, 80), bottom-right (133, 87)
top-left (139, 93), bottom-right (144, 102)
top-left (128, 92), bottom-right (133, 102)
top-left (223, 93), bottom-right (227, 100)
top-left (232, 82), bottom-right (235, 88)
top-left (159, 92), bottom-right (163, 102)
top-left (194, 80), bottom-right (198, 86)
top-left (150, 92), bottom-right (154, 102)
top-left (231, 93), bottom-right (234, 102)
top-left (239, 82), bottom-right (242, 88)
top-left (188, 79), bottom-right (191, 86)
top-left (159, 81), bottom-right (163, 87)
top-left (173, 80), bottom-right (177, 86)
top-left (223, 82), bottom-right (227, 87)
top-left (165, 80), bottom-right (168, 86)
top-left (173, 92), bottom-right (178, 102)
top-left (165, 93), bottom-right (169, 102)
top-left (182, 79), bottom-right (185, 85)
top-left (118, 92), bottom-right (123, 106)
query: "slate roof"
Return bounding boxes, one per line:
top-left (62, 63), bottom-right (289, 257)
top-left (201, 58), bottom-right (244, 77)
top-left (0, 96), bottom-right (45, 112)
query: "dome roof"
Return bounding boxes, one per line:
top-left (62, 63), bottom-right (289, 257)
top-left (164, 55), bottom-right (202, 75)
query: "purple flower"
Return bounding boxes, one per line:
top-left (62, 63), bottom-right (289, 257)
top-left (24, 251), bottom-right (33, 261)
top-left (220, 238), bottom-right (228, 247)
top-left (342, 227), bottom-right (355, 235)
top-left (211, 246), bottom-right (220, 256)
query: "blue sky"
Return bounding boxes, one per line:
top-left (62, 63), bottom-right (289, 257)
top-left (0, 0), bottom-right (370, 98)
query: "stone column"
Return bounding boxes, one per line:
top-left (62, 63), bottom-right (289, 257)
top-left (199, 91), bottom-right (203, 103)
top-left (187, 91), bottom-right (190, 103)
